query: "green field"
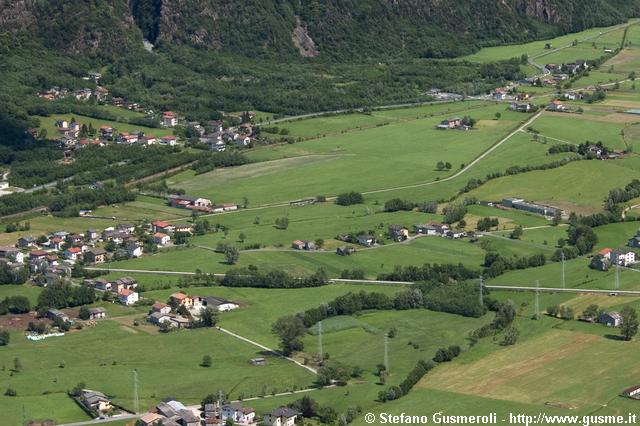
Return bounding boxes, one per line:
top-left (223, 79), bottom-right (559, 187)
top-left (1, 320), bottom-right (315, 425)
top-left (461, 24), bottom-right (627, 63)
top-left (168, 104), bottom-right (527, 206)
top-left (35, 113), bottom-right (175, 140)
top-left (465, 159), bottom-right (640, 214)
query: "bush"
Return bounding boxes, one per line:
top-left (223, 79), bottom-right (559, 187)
top-left (335, 192), bottom-right (364, 206)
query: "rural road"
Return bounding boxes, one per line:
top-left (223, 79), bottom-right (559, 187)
top-left (355, 109), bottom-right (545, 196)
top-left (85, 267), bottom-right (632, 294)
top-left (217, 326), bottom-right (318, 375)
top-left (58, 414), bottom-right (141, 426)
top-left (527, 21), bottom-right (633, 71)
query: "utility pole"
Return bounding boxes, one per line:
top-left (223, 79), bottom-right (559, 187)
top-left (534, 280), bottom-right (540, 320)
top-left (132, 369), bottom-right (139, 415)
top-left (318, 321), bottom-right (323, 359)
top-left (561, 251), bottom-right (565, 289)
top-left (384, 334), bottom-right (389, 373)
top-left (479, 275), bottom-right (484, 306)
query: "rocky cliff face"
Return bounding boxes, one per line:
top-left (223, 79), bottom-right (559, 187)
top-left (1, 0), bottom-right (638, 59)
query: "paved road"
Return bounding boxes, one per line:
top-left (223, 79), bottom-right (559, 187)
top-left (58, 414), bottom-right (141, 426)
top-left (486, 285), bottom-right (640, 295)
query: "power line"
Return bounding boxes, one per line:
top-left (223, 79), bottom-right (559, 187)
top-left (132, 369), bottom-right (139, 415)
top-left (479, 275), bottom-right (484, 306)
top-left (318, 321), bottom-right (323, 358)
top-left (534, 280), bottom-right (540, 320)
top-left (384, 334), bottom-right (389, 373)
top-left (561, 251), bottom-right (565, 289)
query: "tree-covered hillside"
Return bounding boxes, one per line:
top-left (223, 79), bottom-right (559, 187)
top-left (0, 0), bottom-right (639, 146)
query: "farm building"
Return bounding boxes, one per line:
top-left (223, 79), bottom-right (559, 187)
top-left (501, 198), bottom-right (561, 217)
top-left (599, 311), bottom-right (622, 327)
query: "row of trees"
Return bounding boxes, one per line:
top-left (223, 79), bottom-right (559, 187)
top-left (221, 266), bottom-right (328, 289)
top-left (335, 192), bottom-right (364, 206)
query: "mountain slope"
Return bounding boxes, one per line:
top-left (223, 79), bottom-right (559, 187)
top-left (132, 0), bottom-right (640, 58)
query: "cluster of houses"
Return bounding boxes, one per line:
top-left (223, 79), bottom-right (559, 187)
top-left (137, 398), bottom-right (298, 426)
top-left (84, 276), bottom-right (140, 305)
top-left (197, 120), bottom-right (254, 152)
top-left (168, 194), bottom-right (238, 214)
top-left (591, 247), bottom-right (637, 271)
top-left (501, 198), bottom-right (562, 218)
top-left (0, 218), bottom-right (199, 286)
top-left (544, 60), bottom-right (589, 78)
top-left (46, 306), bottom-right (106, 325)
top-left (334, 222), bottom-right (465, 256)
top-left (147, 291), bottom-right (238, 329)
top-left (53, 118), bottom-right (180, 149)
top-left (547, 99), bottom-right (569, 112)
top-left (435, 117), bottom-right (471, 131)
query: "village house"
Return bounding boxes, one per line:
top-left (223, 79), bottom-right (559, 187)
top-left (170, 292), bottom-right (193, 308)
top-left (446, 229), bottom-right (466, 239)
top-left (18, 236), bottom-right (37, 248)
top-left (162, 111), bottom-right (178, 127)
top-left (29, 250), bottom-right (49, 262)
top-left (99, 125), bottom-right (114, 138)
top-left (140, 135), bottom-right (157, 145)
top-left (436, 117), bottom-right (462, 130)
top-left (85, 248), bottom-right (107, 264)
top-left (153, 232), bottom-right (171, 246)
top-left (336, 246), bottom-right (356, 256)
top-left (509, 102), bottom-right (533, 113)
top-left (356, 235), bottom-right (376, 247)
top-left (263, 407), bottom-right (298, 426)
top-left (87, 307), bottom-right (106, 319)
top-left (45, 265), bottom-right (72, 287)
top-left (222, 403), bottom-right (256, 425)
top-left (118, 132), bottom-right (139, 144)
top-left (64, 246), bottom-right (82, 261)
top-left (547, 100), bottom-right (567, 112)
top-left (160, 135), bottom-right (177, 146)
top-left (291, 240), bottom-right (315, 250)
top-left (493, 88), bottom-right (508, 101)
top-left (80, 390), bottom-right (112, 413)
top-left (388, 225), bottom-right (409, 242)
top-left (148, 311), bottom-right (173, 326)
top-left (628, 230), bottom-right (640, 248)
top-left (118, 288), bottom-right (139, 305)
top-left (170, 315), bottom-right (191, 328)
top-left (126, 241), bottom-right (143, 258)
top-left (138, 412), bottom-right (165, 426)
top-left (600, 311), bottom-right (623, 327)
top-left (152, 302), bottom-right (172, 314)
top-left (152, 220), bottom-right (176, 235)
top-left (93, 278), bottom-right (111, 292)
top-left (0, 246), bottom-right (24, 263)
top-left (610, 249), bottom-right (636, 266)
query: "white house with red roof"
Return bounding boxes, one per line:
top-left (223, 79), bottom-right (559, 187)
top-left (162, 111), bottom-right (178, 127)
top-left (152, 220), bottom-right (175, 234)
top-left (160, 135), bottom-right (177, 146)
top-left (153, 232), bottom-right (171, 246)
top-left (64, 246), bottom-right (83, 261)
top-left (118, 288), bottom-right (139, 305)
